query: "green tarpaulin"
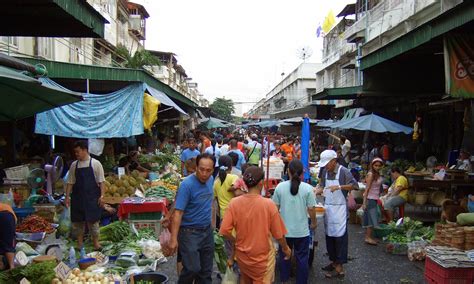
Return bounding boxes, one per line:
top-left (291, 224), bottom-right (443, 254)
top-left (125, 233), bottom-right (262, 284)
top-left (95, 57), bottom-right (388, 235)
top-left (0, 66), bottom-right (82, 121)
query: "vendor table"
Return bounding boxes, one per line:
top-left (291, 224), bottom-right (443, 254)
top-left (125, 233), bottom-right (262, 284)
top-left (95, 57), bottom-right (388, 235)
top-left (118, 199), bottom-right (168, 220)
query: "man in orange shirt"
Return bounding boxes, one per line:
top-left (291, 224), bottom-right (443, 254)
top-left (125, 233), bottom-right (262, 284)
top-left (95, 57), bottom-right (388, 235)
top-left (199, 133), bottom-right (211, 153)
top-left (281, 139), bottom-right (295, 175)
top-left (220, 166), bottom-right (291, 283)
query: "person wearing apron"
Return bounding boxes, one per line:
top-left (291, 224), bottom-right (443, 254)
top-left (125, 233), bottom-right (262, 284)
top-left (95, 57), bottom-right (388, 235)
top-left (315, 150), bottom-right (358, 279)
top-left (66, 141), bottom-right (105, 251)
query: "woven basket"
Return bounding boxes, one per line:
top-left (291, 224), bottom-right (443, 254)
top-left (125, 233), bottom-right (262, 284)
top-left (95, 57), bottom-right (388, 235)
top-left (415, 192), bottom-right (429, 205)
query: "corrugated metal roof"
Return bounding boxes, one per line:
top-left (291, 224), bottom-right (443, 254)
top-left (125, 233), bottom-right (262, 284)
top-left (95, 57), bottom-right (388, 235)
top-left (0, 0), bottom-right (107, 38)
top-left (20, 58), bottom-right (197, 107)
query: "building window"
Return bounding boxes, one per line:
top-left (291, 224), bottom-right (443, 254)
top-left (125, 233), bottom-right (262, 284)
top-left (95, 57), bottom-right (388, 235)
top-left (37, 37), bottom-right (55, 60)
top-left (0, 37), bottom-right (18, 48)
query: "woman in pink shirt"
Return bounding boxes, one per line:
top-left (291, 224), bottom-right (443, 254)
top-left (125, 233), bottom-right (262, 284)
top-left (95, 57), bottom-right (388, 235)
top-left (363, 158), bottom-right (384, 245)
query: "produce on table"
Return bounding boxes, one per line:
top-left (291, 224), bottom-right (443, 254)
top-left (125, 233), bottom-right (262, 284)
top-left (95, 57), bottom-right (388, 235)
top-left (138, 153), bottom-right (181, 173)
top-left (214, 231), bottom-right (227, 274)
top-left (53, 268), bottom-right (113, 284)
top-left (0, 260), bottom-right (56, 284)
top-left (137, 239), bottom-right (165, 259)
top-left (115, 251), bottom-right (139, 268)
top-left (99, 221), bottom-right (157, 256)
top-left (145, 186), bottom-right (176, 203)
top-left (99, 221), bottom-right (131, 243)
top-left (16, 215), bottom-right (55, 233)
top-left (385, 217), bottom-right (434, 244)
top-left (103, 171), bottom-right (150, 198)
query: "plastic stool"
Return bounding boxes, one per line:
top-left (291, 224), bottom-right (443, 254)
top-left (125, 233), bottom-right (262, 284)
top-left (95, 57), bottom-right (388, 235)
top-left (398, 204), bottom-right (405, 218)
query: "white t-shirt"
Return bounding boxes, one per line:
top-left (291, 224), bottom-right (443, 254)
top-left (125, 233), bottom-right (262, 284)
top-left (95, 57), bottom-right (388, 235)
top-left (342, 140), bottom-right (351, 163)
top-left (220, 144), bottom-right (230, 156)
top-left (67, 156), bottom-right (105, 184)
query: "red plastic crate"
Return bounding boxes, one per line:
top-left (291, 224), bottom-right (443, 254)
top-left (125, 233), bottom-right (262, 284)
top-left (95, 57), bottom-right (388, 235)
top-left (424, 257), bottom-right (474, 284)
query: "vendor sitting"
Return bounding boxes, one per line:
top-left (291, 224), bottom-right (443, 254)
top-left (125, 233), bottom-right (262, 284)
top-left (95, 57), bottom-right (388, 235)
top-left (454, 150), bottom-right (472, 173)
top-left (0, 203), bottom-right (16, 270)
top-left (381, 167), bottom-right (408, 221)
top-left (128, 151), bottom-right (150, 174)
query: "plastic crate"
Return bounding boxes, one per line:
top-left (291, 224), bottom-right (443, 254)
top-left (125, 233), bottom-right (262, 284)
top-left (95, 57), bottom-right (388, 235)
top-left (4, 165), bottom-right (29, 180)
top-left (374, 224), bottom-right (392, 239)
top-left (128, 219), bottom-right (161, 237)
top-left (425, 257), bottom-right (474, 284)
top-left (128, 211), bottom-right (163, 221)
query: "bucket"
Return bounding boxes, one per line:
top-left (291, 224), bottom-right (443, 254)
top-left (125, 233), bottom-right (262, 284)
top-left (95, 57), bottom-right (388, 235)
top-left (131, 272), bottom-right (169, 283)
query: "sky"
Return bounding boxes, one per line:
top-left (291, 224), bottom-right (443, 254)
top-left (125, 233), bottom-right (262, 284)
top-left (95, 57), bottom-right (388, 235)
top-left (135, 0), bottom-right (353, 116)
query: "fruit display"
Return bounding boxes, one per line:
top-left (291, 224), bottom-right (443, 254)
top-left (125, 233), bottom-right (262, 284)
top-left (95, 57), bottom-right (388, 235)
top-left (145, 186), bottom-right (176, 203)
top-left (104, 171), bottom-right (150, 198)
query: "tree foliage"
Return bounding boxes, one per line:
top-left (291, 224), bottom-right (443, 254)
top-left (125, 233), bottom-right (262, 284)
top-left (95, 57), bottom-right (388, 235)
top-left (114, 44), bottom-right (161, 69)
top-left (210, 98), bottom-right (235, 122)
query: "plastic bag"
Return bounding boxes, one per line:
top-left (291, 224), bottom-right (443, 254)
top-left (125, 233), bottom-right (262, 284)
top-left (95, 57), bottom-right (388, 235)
top-left (15, 242), bottom-right (39, 256)
top-left (347, 191), bottom-right (357, 210)
top-left (58, 207), bottom-right (71, 237)
top-left (159, 228), bottom-right (171, 248)
top-left (116, 251), bottom-right (138, 268)
top-left (88, 138), bottom-right (105, 156)
top-left (222, 267), bottom-right (238, 284)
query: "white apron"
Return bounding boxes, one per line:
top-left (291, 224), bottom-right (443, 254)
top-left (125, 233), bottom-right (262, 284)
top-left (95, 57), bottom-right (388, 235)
top-left (323, 166), bottom-right (347, 237)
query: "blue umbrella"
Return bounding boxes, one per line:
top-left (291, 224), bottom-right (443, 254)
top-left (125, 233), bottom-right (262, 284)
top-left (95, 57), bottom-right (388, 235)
top-left (329, 113), bottom-right (413, 134)
top-left (301, 116), bottom-right (310, 181)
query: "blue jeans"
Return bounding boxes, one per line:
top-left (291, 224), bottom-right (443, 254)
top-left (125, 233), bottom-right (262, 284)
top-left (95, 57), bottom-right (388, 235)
top-left (178, 226), bottom-right (214, 284)
top-left (279, 236), bottom-right (310, 284)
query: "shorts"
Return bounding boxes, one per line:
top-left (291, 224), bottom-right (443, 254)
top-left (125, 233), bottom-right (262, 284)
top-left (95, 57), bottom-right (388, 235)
top-left (72, 221), bottom-right (100, 238)
top-left (384, 196), bottom-right (406, 211)
top-left (363, 199), bottom-right (379, 228)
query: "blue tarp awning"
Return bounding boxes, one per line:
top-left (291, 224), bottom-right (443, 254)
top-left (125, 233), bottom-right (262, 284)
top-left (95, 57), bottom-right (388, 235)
top-left (35, 78), bottom-right (146, 138)
top-left (329, 113), bottom-right (413, 134)
top-left (145, 84), bottom-right (188, 116)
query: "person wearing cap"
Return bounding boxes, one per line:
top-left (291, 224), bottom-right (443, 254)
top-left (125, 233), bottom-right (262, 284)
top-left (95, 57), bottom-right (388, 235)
top-left (362, 158), bottom-right (384, 245)
top-left (315, 150), bottom-right (358, 279)
top-left (246, 134), bottom-right (262, 166)
top-left (220, 166), bottom-right (291, 283)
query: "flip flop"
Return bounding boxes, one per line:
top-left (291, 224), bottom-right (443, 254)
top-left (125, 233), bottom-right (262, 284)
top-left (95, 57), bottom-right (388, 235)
top-left (321, 264), bottom-right (335, 271)
top-left (325, 271), bottom-right (345, 279)
top-left (365, 239), bottom-right (377, 246)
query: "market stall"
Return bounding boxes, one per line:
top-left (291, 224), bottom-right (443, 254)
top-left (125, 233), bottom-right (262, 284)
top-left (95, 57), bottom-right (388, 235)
top-left (0, 150), bottom-right (183, 283)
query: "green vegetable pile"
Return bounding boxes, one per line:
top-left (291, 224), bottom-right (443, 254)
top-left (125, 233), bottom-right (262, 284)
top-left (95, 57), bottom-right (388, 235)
top-left (214, 230), bottom-right (228, 274)
top-left (100, 221), bottom-right (131, 242)
top-left (138, 153), bottom-right (181, 173)
top-left (145, 186), bottom-right (176, 203)
top-left (385, 217), bottom-right (434, 244)
top-left (0, 260), bottom-right (56, 284)
top-left (100, 221), bottom-right (157, 256)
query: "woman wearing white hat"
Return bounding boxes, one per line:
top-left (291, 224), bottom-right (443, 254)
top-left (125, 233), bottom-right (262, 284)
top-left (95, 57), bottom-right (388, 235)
top-left (315, 149), bottom-right (358, 279)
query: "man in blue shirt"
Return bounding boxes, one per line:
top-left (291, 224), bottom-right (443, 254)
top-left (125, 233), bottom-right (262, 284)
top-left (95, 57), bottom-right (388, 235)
top-left (167, 153), bottom-right (216, 284)
top-left (228, 139), bottom-right (245, 170)
top-left (180, 138), bottom-right (200, 176)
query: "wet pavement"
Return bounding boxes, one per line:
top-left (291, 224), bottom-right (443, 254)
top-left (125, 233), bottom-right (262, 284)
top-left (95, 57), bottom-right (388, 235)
top-left (156, 222), bottom-right (425, 283)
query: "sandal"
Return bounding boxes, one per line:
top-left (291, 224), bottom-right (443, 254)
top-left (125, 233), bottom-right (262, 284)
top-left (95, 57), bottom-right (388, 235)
top-left (365, 239), bottom-right (377, 246)
top-left (321, 264), bottom-right (335, 271)
top-left (325, 271), bottom-right (345, 279)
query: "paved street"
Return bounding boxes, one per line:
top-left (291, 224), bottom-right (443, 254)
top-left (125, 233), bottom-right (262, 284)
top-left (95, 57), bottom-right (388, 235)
top-left (156, 222), bottom-right (425, 283)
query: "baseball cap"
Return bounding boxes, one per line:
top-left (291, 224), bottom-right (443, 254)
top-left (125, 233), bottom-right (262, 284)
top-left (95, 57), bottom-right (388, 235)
top-left (318, 150), bottom-right (338, 168)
